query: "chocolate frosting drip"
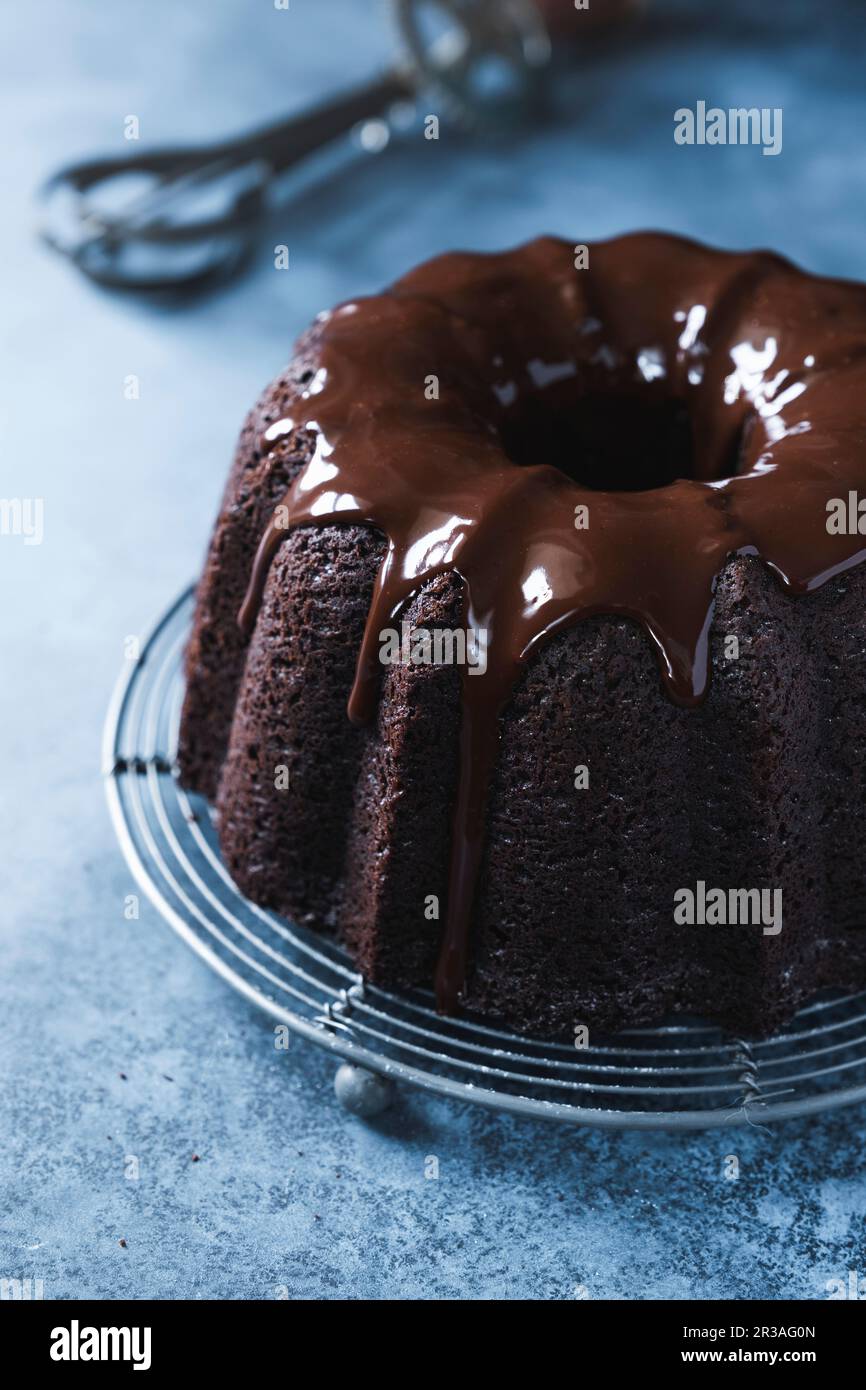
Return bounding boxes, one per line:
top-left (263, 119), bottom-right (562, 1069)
top-left (238, 233), bottom-right (866, 1013)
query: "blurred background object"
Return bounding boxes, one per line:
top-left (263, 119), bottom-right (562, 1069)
top-left (39, 0), bottom-right (653, 296)
top-left (40, 0), bottom-right (553, 294)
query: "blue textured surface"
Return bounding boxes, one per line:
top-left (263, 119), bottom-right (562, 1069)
top-left (2, 0), bottom-right (865, 1300)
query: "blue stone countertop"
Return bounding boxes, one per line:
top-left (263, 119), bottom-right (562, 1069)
top-left (2, 0), bottom-right (865, 1300)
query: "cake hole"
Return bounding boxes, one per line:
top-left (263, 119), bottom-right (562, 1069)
top-left (499, 391), bottom-right (746, 492)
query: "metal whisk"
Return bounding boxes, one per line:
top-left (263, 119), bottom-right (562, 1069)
top-left (40, 0), bottom-right (552, 295)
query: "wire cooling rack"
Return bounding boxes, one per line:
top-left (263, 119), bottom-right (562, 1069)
top-left (103, 586), bottom-right (866, 1129)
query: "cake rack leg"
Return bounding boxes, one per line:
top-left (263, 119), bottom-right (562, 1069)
top-left (334, 1062), bottom-right (394, 1117)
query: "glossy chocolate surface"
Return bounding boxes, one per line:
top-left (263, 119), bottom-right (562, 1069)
top-left (239, 233), bottom-right (866, 1010)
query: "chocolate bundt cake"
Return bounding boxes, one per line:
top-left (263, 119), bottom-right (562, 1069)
top-left (179, 231), bottom-right (866, 1039)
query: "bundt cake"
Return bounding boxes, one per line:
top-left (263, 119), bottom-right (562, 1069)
top-left (178, 231), bottom-right (866, 1039)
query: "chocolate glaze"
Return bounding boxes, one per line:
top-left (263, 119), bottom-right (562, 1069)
top-left (238, 233), bottom-right (866, 1012)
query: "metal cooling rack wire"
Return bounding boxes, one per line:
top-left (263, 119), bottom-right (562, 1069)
top-left (103, 587), bottom-right (866, 1128)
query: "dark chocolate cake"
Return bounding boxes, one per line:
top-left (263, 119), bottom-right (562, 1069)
top-left (178, 232), bottom-right (866, 1038)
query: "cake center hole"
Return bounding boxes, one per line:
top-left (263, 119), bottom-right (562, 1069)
top-left (499, 391), bottom-right (740, 492)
